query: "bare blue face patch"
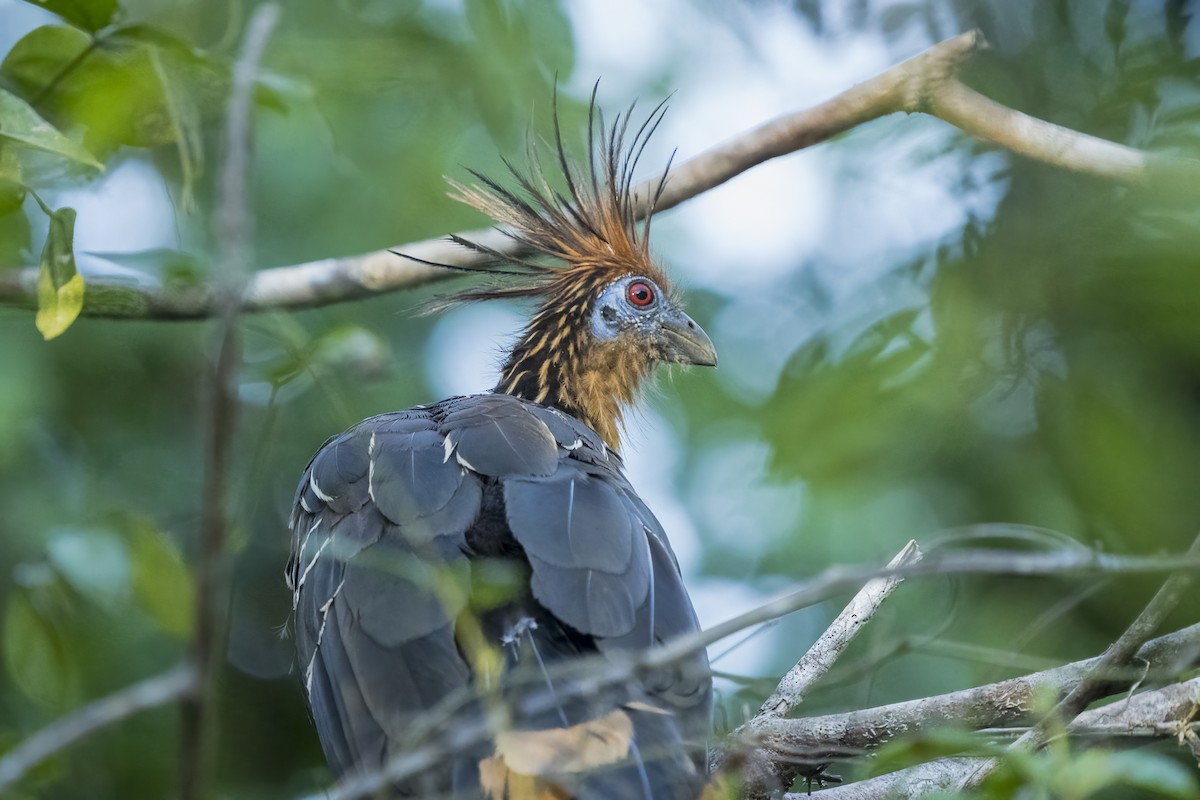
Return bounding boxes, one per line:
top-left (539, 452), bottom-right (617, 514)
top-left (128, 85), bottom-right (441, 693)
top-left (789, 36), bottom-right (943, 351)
top-left (590, 275), bottom-right (666, 342)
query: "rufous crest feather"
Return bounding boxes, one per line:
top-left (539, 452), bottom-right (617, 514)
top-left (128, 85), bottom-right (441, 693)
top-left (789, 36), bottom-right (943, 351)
top-left (401, 85), bottom-right (683, 449)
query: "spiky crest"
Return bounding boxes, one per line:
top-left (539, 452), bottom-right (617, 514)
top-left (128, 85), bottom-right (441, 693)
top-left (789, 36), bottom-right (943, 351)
top-left (417, 87), bottom-right (678, 449)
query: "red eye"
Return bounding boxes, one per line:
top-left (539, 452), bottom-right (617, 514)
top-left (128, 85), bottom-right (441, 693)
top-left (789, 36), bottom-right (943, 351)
top-left (627, 281), bottom-right (655, 307)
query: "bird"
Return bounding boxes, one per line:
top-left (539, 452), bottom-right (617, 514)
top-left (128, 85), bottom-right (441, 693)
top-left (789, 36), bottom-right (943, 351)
top-left (286, 92), bottom-right (717, 799)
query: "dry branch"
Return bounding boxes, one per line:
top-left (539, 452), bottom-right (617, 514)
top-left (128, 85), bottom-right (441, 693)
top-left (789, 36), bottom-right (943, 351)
top-left (717, 541), bottom-right (922, 794)
top-left (0, 663), bottom-right (197, 794)
top-left (980, 676), bottom-right (1200, 741)
top-left (3, 30), bottom-right (1198, 320)
top-left (944, 531), bottom-right (1200, 793)
top-left (306, 548), bottom-right (1200, 800)
top-left (762, 541), bottom-right (923, 720)
top-left (757, 560), bottom-right (1200, 800)
top-left (798, 677), bottom-right (1200, 800)
top-left (750, 621), bottom-right (1200, 766)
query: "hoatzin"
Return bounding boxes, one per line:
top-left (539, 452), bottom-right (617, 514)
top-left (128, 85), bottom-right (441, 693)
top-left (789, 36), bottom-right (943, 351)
top-left (287, 96), bottom-right (716, 799)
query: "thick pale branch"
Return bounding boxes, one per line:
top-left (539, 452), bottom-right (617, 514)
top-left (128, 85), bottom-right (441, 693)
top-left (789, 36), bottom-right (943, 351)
top-left (4, 30), bottom-right (1199, 320)
top-left (748, 621), bottom-right (1200, 766)
top-left (930, 80), bottom-right (1159, 183)
top-left (797, 677), bottom-right (1200, 800)
top-left (641, 32), bottom-right (982, 212)
top-left (0, 663), bottom-right (197, 794)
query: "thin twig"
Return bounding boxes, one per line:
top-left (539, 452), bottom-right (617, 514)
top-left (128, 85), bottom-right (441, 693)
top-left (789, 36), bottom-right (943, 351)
top-left (0, 663), bottom-right (197, 794)
top-left (644, 548), bottom-right (1200, 676)
top-left (177, 6), bottom-right (279, 800)
top-left (4, 31), bottom-right (1199, 319)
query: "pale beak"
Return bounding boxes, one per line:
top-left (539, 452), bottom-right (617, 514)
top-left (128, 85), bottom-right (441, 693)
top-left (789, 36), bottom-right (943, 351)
top-left (658, 308), bottom-right (717, 367)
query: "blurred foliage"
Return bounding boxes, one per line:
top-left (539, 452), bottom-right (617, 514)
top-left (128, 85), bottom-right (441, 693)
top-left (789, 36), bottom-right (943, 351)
top-left (2, 0), bottom-right (1200, 797)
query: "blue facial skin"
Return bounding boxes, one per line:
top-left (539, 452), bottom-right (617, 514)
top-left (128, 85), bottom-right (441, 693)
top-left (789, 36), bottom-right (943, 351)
top-left (590, 275), bottom-right (717, 367)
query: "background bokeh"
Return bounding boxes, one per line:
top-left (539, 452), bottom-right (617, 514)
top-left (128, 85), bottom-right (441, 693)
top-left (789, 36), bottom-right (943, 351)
top-left (3, 0), bottom-right (1200, 797)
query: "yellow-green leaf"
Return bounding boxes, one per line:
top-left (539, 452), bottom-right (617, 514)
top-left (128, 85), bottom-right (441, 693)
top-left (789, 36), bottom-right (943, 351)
top-left (34, 206), bottom-right (84, 340)
top-left (3, 590), bottom-right (74, 708)
top-left (0, 88), bottom-right (103, 170)
top-left (130, 525), bottom-right (195, 637)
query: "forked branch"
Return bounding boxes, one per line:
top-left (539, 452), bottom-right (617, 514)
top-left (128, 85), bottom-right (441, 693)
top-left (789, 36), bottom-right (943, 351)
top-left (1, 31), bottom-right (1196, 320)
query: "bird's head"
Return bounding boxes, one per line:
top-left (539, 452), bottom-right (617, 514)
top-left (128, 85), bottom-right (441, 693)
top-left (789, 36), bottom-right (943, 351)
top-left (587, 273), bottom-right (717, 368)
top-left (419, 90), bottom-right (716, 449)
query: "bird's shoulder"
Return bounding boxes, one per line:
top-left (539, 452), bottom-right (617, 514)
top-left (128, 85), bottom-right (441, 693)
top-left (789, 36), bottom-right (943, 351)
top-left (289, 392), bottom-right (623, 529)
top-left (287, 393), bottom-right (690, 640)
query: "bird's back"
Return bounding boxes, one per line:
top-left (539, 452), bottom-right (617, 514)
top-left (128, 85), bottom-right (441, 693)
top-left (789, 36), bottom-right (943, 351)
top-left (288, 392), bottom-right (712, 798)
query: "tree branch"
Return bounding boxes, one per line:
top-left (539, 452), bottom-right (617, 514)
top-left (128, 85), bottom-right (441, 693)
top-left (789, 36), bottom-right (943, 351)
top-left (762, 541), bottom-right (923, 720)
top-left (177, 6), bottom-right (278, 800)
top-left (747, 621), bottom-right (1200, 768)
top-left (3, 30), bottom-right (1198, 320)
top-left (751, 532), bottom-right (1200, 800)
top-left (717, 541), bottom-right (922, 794)
top-left (949, 530), bottom-right (1200, 793)
top-left (979, 671), bottom-right (1200, 741)
top-left (0, 663), bottom-right (197, 794)
top-left (303, 547), bottom-right (1200, 800)
top-left (795, 677), bottom-right (1200, 800)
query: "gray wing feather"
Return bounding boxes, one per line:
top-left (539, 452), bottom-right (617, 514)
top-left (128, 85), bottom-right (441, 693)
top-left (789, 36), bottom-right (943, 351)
top-left (291, 410), bottom-right (483, 789)
top-left (308, 430), bottom-right (372, 514)
top-left (339, 536), bottom-right (467, 646)
top-left (441, 395), bottom-right (559, 477)
top-left (368, 430), bottom-right (462, 530)
top-left (290, 395), bottom-right (711, 792)
top-left (503, 473), bottom-right (635, 572)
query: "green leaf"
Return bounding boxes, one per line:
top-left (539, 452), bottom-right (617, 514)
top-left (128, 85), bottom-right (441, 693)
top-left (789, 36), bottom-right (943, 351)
top-left (146, 45), bottom-right (201, 209)
top-left (867, 728), bottom-right (1002, 777)
top-left (0, 88), bottom-right (103, 170)
top-left (253, 68), bottom-right (313, 113)
top-left (130, 525), bottom-right (194, 637)
top-left (18, 0), bottom-right (118, 33)
top-left (312, 325), bottom-right (391, 378)
top-left (1054, 749), bottom-right (1200, 798)
top-left (0, 142), bottom-right (22, 182)
top-left (3, 24), bottom-right (224, 164)
top-left (0, 201), bottom-right (31, 264)
top-left (0, 181), bottom-right (24, 212)
top-left (34, 204), bottom-right (83, 340)
top-left (104, 26), bottom-right (226, 179)
top-left (88, 247), bottom-right (206, 285)
top-left (46, 527), bottom-right (131, 608)
top-left (3, 590), bottom-right (74, 708)
top-left (0, 25), bottom-right (93, 99)
top-left (0, 144), bottom-right (26, 216)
